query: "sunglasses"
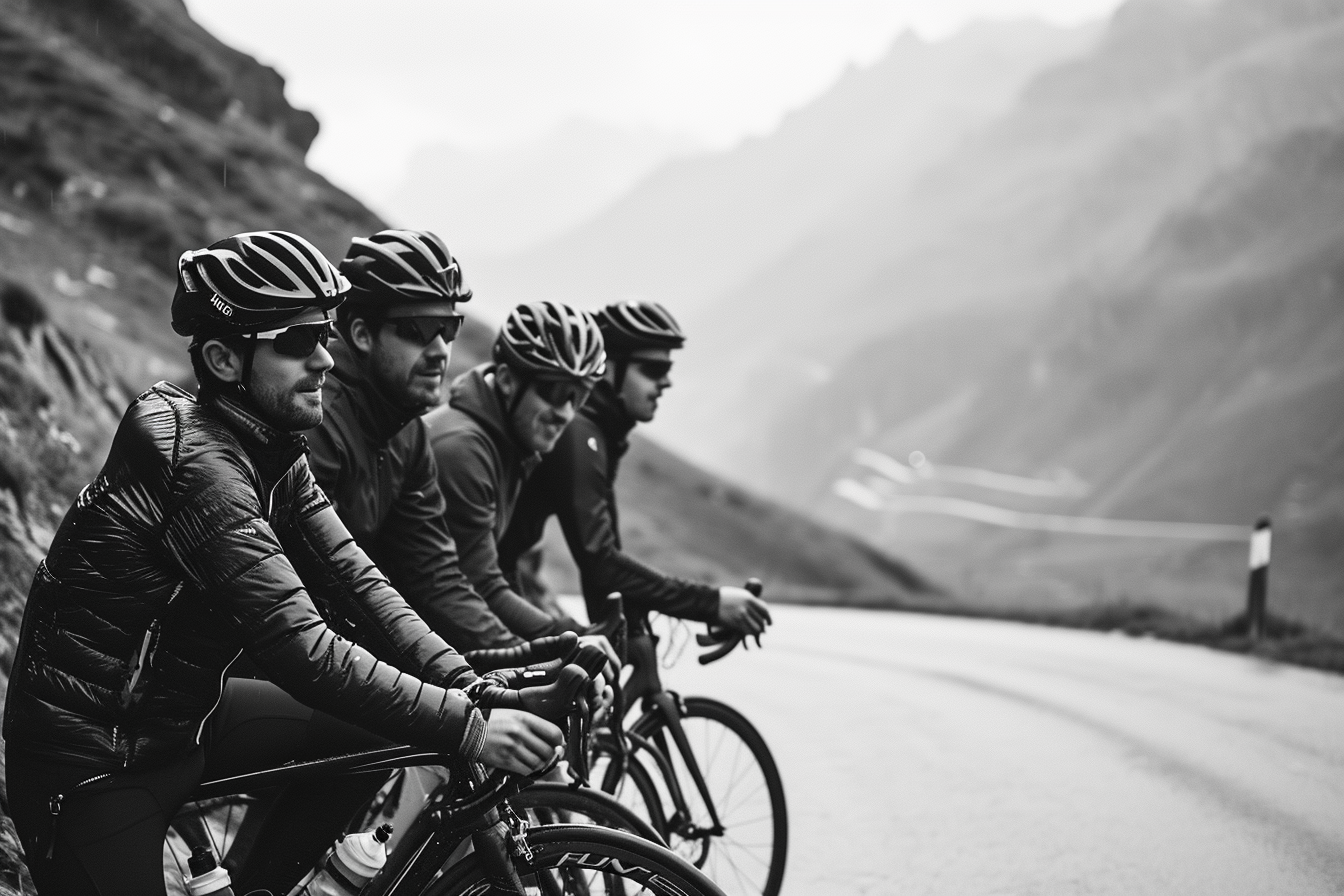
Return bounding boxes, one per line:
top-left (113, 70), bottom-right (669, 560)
top-left (630, 359), bottom-right (673, 381)
top-left (386, 314), bottom-right (465, 347)
top-left (531, 378), bottom-right (593, 408)
top-left (254, 320), bottom-right (336, 358)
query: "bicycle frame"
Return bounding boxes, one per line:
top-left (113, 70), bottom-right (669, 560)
top-left (184, 745), bottom-right (528, 896)
top-left (610, 632), bottom-right (726, 837)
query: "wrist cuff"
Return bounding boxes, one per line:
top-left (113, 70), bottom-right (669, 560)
top-left (459, 707), bottom-right (487, 761)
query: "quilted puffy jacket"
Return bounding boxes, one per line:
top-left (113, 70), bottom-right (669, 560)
top-left (3, 382), bottom-right (484, 771)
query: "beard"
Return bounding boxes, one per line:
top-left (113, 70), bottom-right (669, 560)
top-left (251, 376), bottom-right (324, 431)
top-left (371, 352), bottom-right (445, 414)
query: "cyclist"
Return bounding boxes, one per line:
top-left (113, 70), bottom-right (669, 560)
top-left (499, 300), bottom-right (772, 636)
top-left (422, 301), bottom-right (606, 641)
top-left (305, 228), bottom-right (526, 650)
top-left (308, 230), bottom-right (613, 660)
top-left (2, 232), bottom-right (565, 896)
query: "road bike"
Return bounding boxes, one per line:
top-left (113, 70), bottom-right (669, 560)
top-left (167, 659), bottom-right (722, 895)
top-left (591, 581), bottom-right (788, 896)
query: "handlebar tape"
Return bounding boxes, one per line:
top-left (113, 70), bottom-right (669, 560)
top-left (464, 631), bottom-right (579, 672)
top-left (584, 592), bottom-right (628, 665)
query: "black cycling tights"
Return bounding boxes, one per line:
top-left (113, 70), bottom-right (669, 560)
top-left (7, 679), bottom-right (390, 896)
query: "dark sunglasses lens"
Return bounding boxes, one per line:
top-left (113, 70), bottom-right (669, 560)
top-left (533, 379), bottom-right (592, 407)
top-left (272, 322), bottom-right (332, 357)
top-left (392, 315), bottom-right (463, 346)
top-left (634, 360), bottom-right (672, 380)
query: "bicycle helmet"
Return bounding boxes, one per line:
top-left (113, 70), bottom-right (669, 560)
top-left (339, 229), bottom-right (472, 307)
top-left (593, 300), bottom-right (685, 357)
top-left (171, 231), bottom-right (348, 339)
top-left (493, 301), bottom-right (606, 381)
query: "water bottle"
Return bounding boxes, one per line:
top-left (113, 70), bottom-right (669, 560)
top-left (184, 845), bottom-right (236, 896)
top-left (302, 823), bottom-right (393, 895)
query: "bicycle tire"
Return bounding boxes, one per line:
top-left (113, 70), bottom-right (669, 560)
top-left (424, 823), bottom-right (727, 896)
top-left (508, 782), bottom-right (668, 846)
top-left (602, 697), bottom-right (787, 896)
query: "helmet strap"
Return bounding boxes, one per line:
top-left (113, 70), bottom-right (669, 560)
top-left (238, 333), bottom-right (258, 396)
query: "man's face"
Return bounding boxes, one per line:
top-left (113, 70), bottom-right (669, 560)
top-left (365, 316), bottom-right (456, 414)
top-left (500, 367), bottom-right (588, 454)
top-left (618, 349), bottom-right (673, 423)
top-left (247, 331), bottom-right (334, 432)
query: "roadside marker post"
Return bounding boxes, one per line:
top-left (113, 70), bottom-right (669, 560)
top-left (1247, 517), bottom-right (1271, 640)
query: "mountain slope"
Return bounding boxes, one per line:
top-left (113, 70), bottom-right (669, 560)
top-left (669, 0), bottom-right (1344, 485)
top-left (812, 124), bottom-right (1344, 634)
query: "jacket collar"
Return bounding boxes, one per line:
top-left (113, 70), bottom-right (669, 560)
top-left (328, 339), bottom-right (419, 446)
top-left (208, 392), bottom-right (308, 479)
top-left (581, 379), bottom-right (636, 455)
top-left (448, 364), bottom-right (539, 467)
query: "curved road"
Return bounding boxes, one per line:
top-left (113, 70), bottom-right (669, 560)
top-left (654, 604), bottom-right (1344, 895)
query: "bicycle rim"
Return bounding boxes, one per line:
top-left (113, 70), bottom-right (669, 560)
top-left (426, 823), bottom-right (727, 896)
top-left (509, 782), bottom-right (667, 846)
top-left (627, 697), bottom-right (788, 896)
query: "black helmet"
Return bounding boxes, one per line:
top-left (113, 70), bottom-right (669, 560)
top-left (339, 229), bottom-right (471, 309)
top-left (593, 301), bottom-right (685, 356)
top-left (171, 231), bottom-right (348, 339)
top-left (493, 301), bottom-right (606, 381)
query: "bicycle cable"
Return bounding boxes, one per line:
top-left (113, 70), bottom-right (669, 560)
top-left (656, 613), bottom-right (692, 669)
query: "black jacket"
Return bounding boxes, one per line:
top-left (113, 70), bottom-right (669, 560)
top-left (4, 383), bottom-right (484, 771)
top-left (499, 380), bottom-right (719, 626)
top-left (307, 342), bottom-right (520, 649)
top-left (422, 365), bottom-right (568, 640)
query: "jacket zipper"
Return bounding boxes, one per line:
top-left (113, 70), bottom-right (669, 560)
top-left (47, 771), bottom-right (114, 858)
top-left (119, 582), bottom-right (186, 765)
top-left (196, 648), bottom-right (242, 745)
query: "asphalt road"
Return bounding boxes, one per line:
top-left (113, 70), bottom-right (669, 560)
top-left (651, 604), bottom-right (1344, 895)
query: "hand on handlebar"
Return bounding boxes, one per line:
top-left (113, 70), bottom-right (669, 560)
top-left (478, 708), bottom-right (564, 775)
top-left (715, 586), bottom-right (772, 637)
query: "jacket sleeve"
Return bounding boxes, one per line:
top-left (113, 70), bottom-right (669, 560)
top-left (160, 451), bottom-right (486, 757)
top-left (370, 422), bottom-right (524, 650)
top-left (547, 420), bottom-right (720, 624)
top-left (431, 428), bottom-right (566, 641)
top-left (283, 458), bottom-right (478, 691)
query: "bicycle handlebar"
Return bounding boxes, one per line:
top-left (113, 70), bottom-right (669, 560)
top-left (696, 577), bottom-right (765, 665)
top-left (584, 592), bottom-right (628, 665)
top-left (463, 630), bottom-right (579, 672)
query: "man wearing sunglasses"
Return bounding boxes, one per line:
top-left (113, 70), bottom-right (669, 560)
top-left (307, 229), bottom-right (552, 651)
top-left (499, 300), bottom-right (773, 638)
top-left (4, 232), bottom-right (567, 896)
top-left (423, 301), bottom-right (611, 647)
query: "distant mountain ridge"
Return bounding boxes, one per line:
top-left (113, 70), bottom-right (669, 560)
top-left (380, 119), bottom-right (700, 269)
top-left (668, 0), bottom-right (1344, 482)
top-left (472, 20), bottom-right (1101, 321)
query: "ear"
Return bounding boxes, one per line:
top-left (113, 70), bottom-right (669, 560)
top-left (348, 315), bottom-right (376, 355)
top-left (494, 363), bottom-right (519, 400)
top-left (201, 339), bottom-right (245, 384)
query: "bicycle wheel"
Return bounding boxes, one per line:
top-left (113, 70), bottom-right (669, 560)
top-left (508, 782), bottom-right (667, 846)
top-left (425, 823), bottom-right (727, 896)
top-left (604, 698), bottom-right (787, 896)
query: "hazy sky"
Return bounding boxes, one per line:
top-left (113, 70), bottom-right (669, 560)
top-left (186, 1), bottom-right (1125, 202)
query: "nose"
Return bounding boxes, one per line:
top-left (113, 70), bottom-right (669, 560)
top-left (425, 334), bottom-right (451, 360)
top-left (550, 401), bottom-right (577, 424)
top-left (310, 342), bottom-right (335, 373)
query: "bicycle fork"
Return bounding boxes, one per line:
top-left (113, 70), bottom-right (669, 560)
top-left (643, 692), bottom-right (725, 838)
